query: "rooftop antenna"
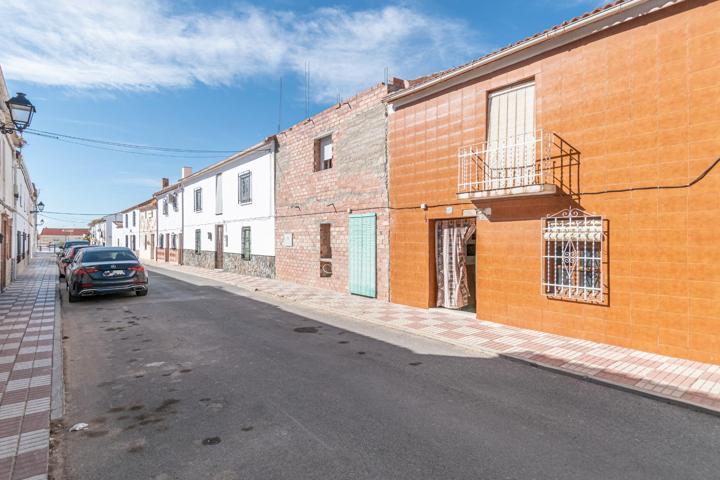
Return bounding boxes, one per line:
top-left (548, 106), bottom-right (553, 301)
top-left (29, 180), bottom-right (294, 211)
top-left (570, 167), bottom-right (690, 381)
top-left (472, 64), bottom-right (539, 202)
top-left (277, 77), bottom-right (283, 133)
top-left (304, 61), bottom-right (310, 118)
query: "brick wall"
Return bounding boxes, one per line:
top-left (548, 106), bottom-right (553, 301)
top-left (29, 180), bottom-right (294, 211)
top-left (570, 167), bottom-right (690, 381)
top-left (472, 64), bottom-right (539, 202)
top-left (388, 0), bottom-right (720, 363)
top-left (275, 81), bottom-right (403, 300)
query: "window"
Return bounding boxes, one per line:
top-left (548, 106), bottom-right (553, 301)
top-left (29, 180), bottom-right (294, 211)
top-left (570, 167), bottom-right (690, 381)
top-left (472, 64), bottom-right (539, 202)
top-left (171, 234), bottom-right (177, 250)
top-left (320, 223), bottom-right (332, 277)
top-left (163, 200), bottom-right (168, 215)
top-left (486, 81), bottom-right (536, 190)
top-left (131, 235), bottom-right (136, 251)
top-left (215, 173), bottom-right (223, 215)
top-left (314, 135), bottom-right (333, 171)
top-left (124, 214), bottom-right (128, 227)
top-left (195, 229), bottom-right (201, 254)
top-left (239, 172), bottom-right (252, 204)
top-left (132, 211), bottom-right (136, 227)
top-left (171, 193), bottom-right (178, 211)
top-left (241, 227), bottom-right (251, 260)
top-left (125, 235), bottom-right (128, 248)
top-left (159, 235), bottom-right (164, 249)
top-left (542, 208), bottom-right (604, 304)
top-left (194, 188), bottom-right (202, 212)
top-left (320, 223), bottom-right (332, 259)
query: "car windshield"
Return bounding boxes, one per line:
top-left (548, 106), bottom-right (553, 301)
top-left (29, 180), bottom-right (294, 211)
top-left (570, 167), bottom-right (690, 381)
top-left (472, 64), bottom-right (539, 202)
top-left (82, 250), bottom-right (138, 263)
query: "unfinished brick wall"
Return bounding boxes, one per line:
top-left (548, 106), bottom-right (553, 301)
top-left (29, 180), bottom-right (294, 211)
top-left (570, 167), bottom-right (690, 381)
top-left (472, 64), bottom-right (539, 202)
top-left (388, 0), bottom-right (720, 363)
top-left (275, 81), bottom-right (403, 300)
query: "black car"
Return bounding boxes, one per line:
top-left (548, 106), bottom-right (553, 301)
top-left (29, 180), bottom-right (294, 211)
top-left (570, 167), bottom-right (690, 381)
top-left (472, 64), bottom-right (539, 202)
top-left (65, 247), bottom-right (149, 302)
top-left (58, 239), bottom-right (89, 256)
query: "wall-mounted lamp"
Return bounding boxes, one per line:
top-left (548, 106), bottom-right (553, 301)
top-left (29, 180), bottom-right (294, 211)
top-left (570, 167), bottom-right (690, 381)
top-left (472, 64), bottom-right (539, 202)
top-left (420, 203), bottom-right (428, 210)
top-left (30, 201), bottom-right (45, 214)
top-left (1, 93), bottom-right (36, 134)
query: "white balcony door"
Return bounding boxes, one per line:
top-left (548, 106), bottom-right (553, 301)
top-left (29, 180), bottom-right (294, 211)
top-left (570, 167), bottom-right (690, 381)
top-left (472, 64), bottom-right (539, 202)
top-left (486, 82), bottom-right (535, 189)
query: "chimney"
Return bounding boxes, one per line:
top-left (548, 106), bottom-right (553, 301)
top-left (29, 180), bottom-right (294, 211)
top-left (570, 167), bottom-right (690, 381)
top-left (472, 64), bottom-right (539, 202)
top-left (161, 177), bottom-right (170, 188)
top-left (181, 166), bottom-right (192, 179)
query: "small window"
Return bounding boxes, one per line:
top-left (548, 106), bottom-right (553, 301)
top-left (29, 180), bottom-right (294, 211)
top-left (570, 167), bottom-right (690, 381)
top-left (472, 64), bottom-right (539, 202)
top-left (215, 173), bottom-right (223, 215)
top-left (241, 227), bottom-right (251, 260)
top-left (170, 193), bottom-right (178, 211)
top-left (320, 223), bottom-right (332, 259)
top-left (124, 214), bottom-right (128, 227)
top-left (239, 172), bottom-right (252, 204)
top-left (194, 188), bottom-right (202, 212)
top-left (194, 229), bottom-right (201, 254)
top-left (162, 200), bottom-right (168, 215)
top-left (132, 211), bottom-right (136, 227)
top-left (542, 208), bottom-right (604, 304)
top-left (159, 235), bottom-right (164, 248)
top-left (314, 135), bottom-right (333, 171)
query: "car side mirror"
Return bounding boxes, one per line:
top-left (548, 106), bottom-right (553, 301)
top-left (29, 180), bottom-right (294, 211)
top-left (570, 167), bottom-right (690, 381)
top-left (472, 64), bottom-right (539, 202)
top-left (62, 258), bottom-right (72, 264)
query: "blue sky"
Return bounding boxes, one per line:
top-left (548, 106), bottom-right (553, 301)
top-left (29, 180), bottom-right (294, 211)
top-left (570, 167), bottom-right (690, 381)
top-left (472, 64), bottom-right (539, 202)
top-left (1, 0), bottom-right (602, 228)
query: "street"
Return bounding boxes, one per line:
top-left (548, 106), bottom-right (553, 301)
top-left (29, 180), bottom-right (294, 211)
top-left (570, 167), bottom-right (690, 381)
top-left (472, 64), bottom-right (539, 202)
top-left (53, 271), bottom-right (720, 480)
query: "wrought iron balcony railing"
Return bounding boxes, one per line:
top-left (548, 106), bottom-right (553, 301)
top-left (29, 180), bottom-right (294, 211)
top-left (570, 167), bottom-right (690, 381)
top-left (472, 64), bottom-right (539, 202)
top-left (457, 130), bottom-right (579, 199)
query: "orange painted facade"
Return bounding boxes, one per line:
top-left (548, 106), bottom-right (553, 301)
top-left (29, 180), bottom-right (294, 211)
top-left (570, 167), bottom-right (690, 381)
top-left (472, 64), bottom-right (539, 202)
top-left (387, 0), bottom-right (720, 363)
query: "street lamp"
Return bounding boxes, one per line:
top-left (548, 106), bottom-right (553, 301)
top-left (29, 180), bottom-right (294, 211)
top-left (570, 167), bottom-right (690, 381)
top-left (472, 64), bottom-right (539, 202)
top-left (1, 93), bottom-right (36, 134)
top-left (30, 201), bottom-right (44, 214)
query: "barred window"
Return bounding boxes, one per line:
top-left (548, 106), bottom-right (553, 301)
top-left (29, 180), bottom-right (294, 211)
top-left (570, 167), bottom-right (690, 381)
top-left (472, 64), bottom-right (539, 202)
top-left (162, 200), bottom-right (168, 215)
top-left (239, 172), bottom-right (252, 204)
top-left (542, 208), bottom-right (604, 303)
top-left (194, 188), bottom-right (202, 212)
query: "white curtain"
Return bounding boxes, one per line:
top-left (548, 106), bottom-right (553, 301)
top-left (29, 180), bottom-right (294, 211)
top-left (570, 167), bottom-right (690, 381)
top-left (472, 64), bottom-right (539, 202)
top-left (436, 219), bottom-right (476, 309)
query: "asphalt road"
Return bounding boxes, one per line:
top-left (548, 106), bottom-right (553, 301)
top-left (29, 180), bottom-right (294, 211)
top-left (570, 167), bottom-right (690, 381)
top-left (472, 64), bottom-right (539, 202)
top-left (55, 271), bottom-right (720, 480)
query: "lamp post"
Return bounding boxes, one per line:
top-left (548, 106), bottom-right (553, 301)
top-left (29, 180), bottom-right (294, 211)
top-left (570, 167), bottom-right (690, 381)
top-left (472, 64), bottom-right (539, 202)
top-left (30, 201), bottom-right (44, 214)
top-left (1, 93), bottom-right (36, 134)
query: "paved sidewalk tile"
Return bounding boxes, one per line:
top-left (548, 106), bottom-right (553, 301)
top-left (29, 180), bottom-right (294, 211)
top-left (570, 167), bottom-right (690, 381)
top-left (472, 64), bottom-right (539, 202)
top-left (147, 259), bottom-right (720, 413)
top-left (0, 255), bottom-right (56, 480)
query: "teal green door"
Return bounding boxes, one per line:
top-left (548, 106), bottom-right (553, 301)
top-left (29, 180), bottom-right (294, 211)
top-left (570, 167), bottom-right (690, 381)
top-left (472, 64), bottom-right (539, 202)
top-left (349, 213), bottom-right (376, 298)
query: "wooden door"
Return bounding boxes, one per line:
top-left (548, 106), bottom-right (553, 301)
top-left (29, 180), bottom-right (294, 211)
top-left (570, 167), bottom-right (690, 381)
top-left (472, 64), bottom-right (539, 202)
top-left (215, 225), bottom-right (224, 269)
top-left (348, 214), bottom-right (377, 298)
top-left (165, 234), bottom-right (170, 262)
top-left (150, 234), bottom-right (155, 260)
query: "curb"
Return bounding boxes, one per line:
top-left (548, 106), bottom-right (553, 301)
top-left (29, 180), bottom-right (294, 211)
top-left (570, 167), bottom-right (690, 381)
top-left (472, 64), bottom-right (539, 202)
top-left (146, 264), bottom-right (720, 417)
top-left (51, 281), bottom-right (65, 420)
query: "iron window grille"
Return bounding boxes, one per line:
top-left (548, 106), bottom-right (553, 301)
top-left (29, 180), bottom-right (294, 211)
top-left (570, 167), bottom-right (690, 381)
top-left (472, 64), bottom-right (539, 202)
top-left (542, 208), bottom-right (604, 304)
top-left (239, 172), bottom-right (252, 204)
top-left (194, 229), bottom-right (201, 254)
top-left (162, 200), bottom-right (168, 215)
top-left (194, 188), bottom-right (202, 212)
top-left (241, 227), bottom-right (251, 260)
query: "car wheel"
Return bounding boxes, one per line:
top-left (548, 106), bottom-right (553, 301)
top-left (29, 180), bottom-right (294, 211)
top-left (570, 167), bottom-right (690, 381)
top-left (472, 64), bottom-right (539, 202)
top-left (136, 290), bottom-right (148, 297)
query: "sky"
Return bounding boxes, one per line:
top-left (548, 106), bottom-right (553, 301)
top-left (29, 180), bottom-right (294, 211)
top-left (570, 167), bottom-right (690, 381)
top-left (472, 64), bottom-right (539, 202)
top-left (0, 0), bottom-right (604, 228)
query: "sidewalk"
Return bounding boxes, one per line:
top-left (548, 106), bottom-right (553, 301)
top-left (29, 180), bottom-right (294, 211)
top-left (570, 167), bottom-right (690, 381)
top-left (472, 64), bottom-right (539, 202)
top-left (0, 255), bottom-right (58, 480)
top-left (146, 260), bottom-right (720, 414)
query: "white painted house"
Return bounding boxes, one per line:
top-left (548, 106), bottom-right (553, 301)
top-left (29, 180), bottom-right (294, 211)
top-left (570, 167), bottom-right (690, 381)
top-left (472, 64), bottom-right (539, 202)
top-left (119, 203), bottom-right (141, 254)
top-left (181, 137), bottom-right (275, 277)
top-left (153, 169), bottom-right (189, 265)
top-left (89, 213), bottom-right (121, 246)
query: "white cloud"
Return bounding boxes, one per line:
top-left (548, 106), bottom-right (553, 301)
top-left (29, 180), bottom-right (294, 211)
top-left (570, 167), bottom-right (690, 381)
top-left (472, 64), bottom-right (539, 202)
top-left (0, 0), bottom-right (481, 101)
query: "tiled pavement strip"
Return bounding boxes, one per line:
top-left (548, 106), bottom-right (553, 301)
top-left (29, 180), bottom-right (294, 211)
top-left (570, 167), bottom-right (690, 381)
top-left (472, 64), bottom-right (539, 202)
top-left (0, 255), bottom-right (57, 480)
top-left (147, 259), bottom-right (720, 415)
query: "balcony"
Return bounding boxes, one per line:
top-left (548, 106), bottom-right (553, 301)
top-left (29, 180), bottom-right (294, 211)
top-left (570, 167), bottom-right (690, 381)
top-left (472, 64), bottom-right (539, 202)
top-left (457, 130), bottom-right (579, 200)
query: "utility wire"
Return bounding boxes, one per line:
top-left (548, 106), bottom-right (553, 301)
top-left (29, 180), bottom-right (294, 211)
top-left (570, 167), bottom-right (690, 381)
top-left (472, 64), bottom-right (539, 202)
top-left (25, 132), bottom-right (233, 159)
top-left (24, 128), bottom-right (240, 154)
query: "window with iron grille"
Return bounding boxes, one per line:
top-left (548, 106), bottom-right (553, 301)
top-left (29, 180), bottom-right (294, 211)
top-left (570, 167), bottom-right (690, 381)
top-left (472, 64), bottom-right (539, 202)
top-left (159, 235), bottom-right (164, 248)
top-left (132, 211), bottom-right (136, 227)
top-left (314, 135), bottom-right (333, 171)
top-left (171, 234), bottom-right (177, 250)
top-left (194, 188), bottom-right (202, 212)
top-left (542, 208), bottom-right (604, 303)
top-left (239, 172), bottom-right (252, 204)
top-left (241, 227), bottom-right (251, 260)
top-left (170, 193), bottom-right (178, 211)
top-left (194, 229), bottom-right (201, 254)
top-left (162, 200), bottom-right (168, 215)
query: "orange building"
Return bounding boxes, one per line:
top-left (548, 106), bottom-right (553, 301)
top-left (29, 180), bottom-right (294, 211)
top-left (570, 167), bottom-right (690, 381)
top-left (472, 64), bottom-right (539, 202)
top-left (386, 0), bottom-right (720, 363)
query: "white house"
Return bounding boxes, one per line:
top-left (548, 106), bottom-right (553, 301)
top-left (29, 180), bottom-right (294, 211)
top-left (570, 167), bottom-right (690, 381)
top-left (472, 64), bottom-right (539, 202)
top-left (119, 203), bottom-right (141, 254)
top-left (137, 198), bottom-right (156, 261)
top-left (154, 171), bottom-right (188, 265)
top-left (12, 153), bottom-right (37, 278)
top-left (181, 137), bottom-right (275, 277)
top-left (89, 213), bottom-right (121, 246)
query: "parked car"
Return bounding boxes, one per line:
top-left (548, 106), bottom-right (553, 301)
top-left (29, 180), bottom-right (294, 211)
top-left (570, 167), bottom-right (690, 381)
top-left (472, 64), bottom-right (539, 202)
top-left (56, 239), bottom-right (89, 257)
top-left (57, 245), bottom-right (90, 278)
top-left (65, 247), bottom-right (148, 302)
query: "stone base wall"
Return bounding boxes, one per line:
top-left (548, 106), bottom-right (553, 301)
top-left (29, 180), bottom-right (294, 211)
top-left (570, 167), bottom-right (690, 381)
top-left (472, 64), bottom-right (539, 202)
top-left (224, 253), bottom-right (275, 278)
top-left (182, 249), bottom-right (215, 270)
top-left (182, 250), bottom-right (275, 278)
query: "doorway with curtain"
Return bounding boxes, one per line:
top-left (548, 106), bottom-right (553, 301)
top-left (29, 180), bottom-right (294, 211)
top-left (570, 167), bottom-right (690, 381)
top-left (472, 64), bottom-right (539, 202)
top-left (435, 219), bottom-right (477, 312)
